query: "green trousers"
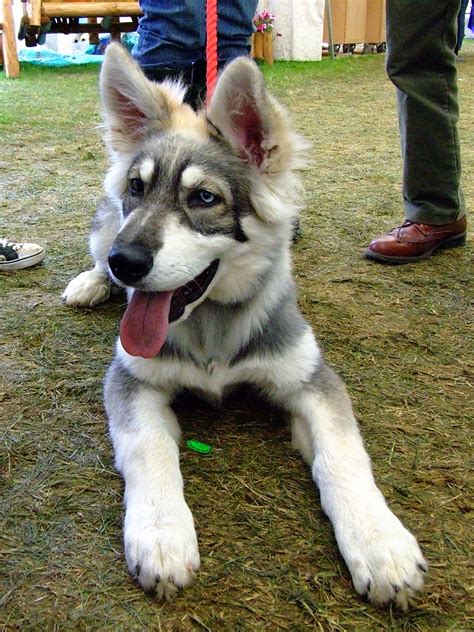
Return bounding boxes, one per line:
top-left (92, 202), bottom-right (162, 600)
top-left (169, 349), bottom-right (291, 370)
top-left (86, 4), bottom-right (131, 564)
top-left (386, 0), bottom-right (466, 224)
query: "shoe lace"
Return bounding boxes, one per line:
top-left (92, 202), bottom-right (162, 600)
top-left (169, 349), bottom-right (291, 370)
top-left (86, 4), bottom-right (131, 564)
top-left (0, 239), bottom-right (22, 252)
top-left (391, 220), bottom-right (415, 237)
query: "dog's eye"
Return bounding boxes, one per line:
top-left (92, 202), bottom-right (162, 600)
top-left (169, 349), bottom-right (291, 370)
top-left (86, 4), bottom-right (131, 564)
top-left (129, 178), bottom-right (144, 196)
top-left (188, 190), bottom-right (219, 207)
top-left (198, 190), bottom-right (216, 204)
top-left (187, 189), bottom-right (221, 209)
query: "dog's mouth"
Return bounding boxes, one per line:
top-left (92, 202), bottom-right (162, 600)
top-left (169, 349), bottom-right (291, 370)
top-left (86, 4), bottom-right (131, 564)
top-left (119, 260), bottom-right (219, 358)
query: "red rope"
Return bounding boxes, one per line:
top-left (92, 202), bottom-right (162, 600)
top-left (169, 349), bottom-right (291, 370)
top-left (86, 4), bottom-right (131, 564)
top-left (205, 0), bottom-right (218, 105)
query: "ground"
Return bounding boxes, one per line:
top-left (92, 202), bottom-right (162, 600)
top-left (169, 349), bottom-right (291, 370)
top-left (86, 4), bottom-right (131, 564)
top-left (0, 44), bottom-right (472, 630)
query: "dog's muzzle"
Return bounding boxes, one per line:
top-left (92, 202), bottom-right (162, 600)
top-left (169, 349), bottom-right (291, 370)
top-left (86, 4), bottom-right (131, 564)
top-left (118, 258), bottom-right (220, 358)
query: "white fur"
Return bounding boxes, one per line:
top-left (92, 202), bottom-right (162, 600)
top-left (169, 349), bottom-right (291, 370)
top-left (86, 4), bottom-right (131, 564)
top-left (62, 264), bottom-right (110, 307)
top-left (62, 202), bottom-right (119, 306)
top-left (289, 389), bottom-right (426, 610)
top-left (116, 320), bottom-right (426, 609)
top-left (138, 158), bottom-right (156, 184)
top-left (110, 385), bottom-right (199, 599)
top-left (208, 215), bottom-right (293, 304)
top-left (104, 158), bottom-right (130, 204)
top-left (90, 208), bottom-right (121, 264)
top-left (180, 165), bottom-right (206, 189)
top-left (144, 215), bottom-right (235, 292)
top-left (118, 327), bottom-right (320, 399)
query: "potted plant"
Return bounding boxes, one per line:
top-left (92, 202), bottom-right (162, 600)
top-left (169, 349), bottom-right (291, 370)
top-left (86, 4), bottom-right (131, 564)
top-left (252, 10), bottom-right (276, 64)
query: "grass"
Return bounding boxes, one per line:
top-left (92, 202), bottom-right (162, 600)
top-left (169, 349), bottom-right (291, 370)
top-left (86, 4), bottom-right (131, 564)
top-left (1, 45), bottom-right (473, 630)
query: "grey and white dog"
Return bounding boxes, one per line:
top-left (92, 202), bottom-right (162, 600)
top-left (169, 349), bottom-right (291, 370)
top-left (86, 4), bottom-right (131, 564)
top-left (63, 44), bottom-right (426, 608)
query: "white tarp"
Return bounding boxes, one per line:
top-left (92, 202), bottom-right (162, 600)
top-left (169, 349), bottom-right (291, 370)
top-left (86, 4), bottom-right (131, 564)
top-left (257, 0), bottom-right (326, 61)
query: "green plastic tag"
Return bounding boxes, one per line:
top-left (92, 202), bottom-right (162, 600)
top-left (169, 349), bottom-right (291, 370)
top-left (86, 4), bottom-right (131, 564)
top-left (186, 439), bottom-right (212, 455)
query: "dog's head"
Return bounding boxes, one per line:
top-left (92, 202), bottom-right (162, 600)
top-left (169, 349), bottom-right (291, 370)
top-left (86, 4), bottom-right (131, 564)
top-left (100, 44), bottom-right (305, 358)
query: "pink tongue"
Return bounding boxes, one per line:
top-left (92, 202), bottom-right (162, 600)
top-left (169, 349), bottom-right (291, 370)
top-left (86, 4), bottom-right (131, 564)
top-left (120, 290), bottom-right (173, 358)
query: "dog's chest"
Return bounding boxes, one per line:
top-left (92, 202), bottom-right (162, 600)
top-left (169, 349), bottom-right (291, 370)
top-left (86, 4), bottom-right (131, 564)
top-left (175, 356), bottom-right (260, 398)
top-left (123, 350), bottom-right (270, 400)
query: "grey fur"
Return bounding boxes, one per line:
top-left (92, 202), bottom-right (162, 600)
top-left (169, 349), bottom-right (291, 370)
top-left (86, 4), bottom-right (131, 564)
top-left (104, 358), bottom-right (142, 422)
top-left (228, 284), bottom-right (309, 366)
top-left (115, 134), bottom-right (253, 257)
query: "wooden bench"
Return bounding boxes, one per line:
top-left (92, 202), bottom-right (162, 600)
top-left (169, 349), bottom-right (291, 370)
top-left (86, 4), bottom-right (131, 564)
top-left (1, 0), bottom-right (142, 77)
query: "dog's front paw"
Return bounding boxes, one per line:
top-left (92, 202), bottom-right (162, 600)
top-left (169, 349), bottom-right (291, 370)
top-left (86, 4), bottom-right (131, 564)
top-left (124, 502), bottom-right (200, 599)
top-left (343, 508), bottom-right (427, 610)
top-left (62, 269), bottom-right (110, 307)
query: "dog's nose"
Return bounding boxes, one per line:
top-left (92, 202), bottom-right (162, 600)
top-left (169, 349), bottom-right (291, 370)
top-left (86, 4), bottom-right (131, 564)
top-left (108, 242), bottom-right (153, 285)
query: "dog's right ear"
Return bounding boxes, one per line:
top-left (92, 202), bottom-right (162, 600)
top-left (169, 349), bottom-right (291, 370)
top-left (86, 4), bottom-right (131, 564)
top-left (100, 44), bottom-right (181, 154)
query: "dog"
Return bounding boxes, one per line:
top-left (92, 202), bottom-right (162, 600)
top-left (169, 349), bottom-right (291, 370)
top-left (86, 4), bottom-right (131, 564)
top-left (63, 43), bottom-right (427, 608)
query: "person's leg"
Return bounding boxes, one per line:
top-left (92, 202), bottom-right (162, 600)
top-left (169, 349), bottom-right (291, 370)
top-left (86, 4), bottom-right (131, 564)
top-left (366, 0), bottom-right (467, 264)
top-left (389, 0), bottom-right (464, 225)
top-left (217, 1), bottom-right (258, 67)
top-left (132, 1), bottom-right (257, 108)
top-left (133, 0), bottom-right (205, 70)
top-left (132, 0), bottom-right (206, 107)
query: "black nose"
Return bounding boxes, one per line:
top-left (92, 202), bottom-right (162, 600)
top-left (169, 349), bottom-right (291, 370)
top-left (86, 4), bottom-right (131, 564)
top-left (108, 242), bottom-right (153, 285)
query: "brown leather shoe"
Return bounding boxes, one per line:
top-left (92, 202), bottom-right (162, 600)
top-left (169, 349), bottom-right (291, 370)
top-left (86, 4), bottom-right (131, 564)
top-left (365, 216), bottom-right (467, 264)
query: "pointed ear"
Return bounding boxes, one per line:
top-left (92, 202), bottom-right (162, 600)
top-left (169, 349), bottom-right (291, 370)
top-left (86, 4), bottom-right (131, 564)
top-left (100, 43), bottom-right (185, 153)
top-left (206, 57), bottom-right (296, 176)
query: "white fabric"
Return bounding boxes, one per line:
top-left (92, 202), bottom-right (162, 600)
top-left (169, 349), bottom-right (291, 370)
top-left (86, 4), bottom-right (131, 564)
top-left (257, 0), bottom-right (325, 61)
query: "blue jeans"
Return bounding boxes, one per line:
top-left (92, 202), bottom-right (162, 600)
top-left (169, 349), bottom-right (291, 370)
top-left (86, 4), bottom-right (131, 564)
top-left (133, 0), bottom-right (258, 70)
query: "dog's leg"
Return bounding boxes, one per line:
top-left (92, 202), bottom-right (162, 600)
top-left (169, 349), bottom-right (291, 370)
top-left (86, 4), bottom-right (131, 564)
top-left (105, 361), bottom-right (200, 599)
top-left (279, 361), bottom-right (427, 610)
top-left (62, 199), bottom-right (119, 307)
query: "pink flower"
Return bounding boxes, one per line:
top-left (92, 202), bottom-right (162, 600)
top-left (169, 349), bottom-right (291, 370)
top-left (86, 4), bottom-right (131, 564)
top-left (253, 10), bottom-right (276, 29)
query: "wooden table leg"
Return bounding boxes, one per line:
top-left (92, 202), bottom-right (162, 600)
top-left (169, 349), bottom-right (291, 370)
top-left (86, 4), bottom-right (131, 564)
top-left (1, 0), bottom-right (20, 78)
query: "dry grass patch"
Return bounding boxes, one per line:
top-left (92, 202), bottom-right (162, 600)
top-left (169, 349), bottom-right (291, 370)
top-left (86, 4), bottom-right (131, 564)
top-left (1, 48), bottom-right (473, 630)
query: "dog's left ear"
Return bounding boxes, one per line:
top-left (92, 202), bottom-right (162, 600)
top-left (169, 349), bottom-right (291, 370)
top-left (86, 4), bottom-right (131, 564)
top-left (207, 57), bottom-right (295, 176)
top-left (100, 43), bottom-right (185, 154)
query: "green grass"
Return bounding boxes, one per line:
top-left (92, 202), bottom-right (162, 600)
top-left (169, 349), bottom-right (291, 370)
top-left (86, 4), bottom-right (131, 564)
top-left (1, 48), bottom-right (473, 630)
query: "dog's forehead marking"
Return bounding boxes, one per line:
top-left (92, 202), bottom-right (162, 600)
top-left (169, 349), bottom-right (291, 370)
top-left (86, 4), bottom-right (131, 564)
top-left (169, 108), bottom-right (209, 141)
top-left (181, 165), bottom-right (205, 189)
top-left (138, 158), bottom-right (155, 183)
